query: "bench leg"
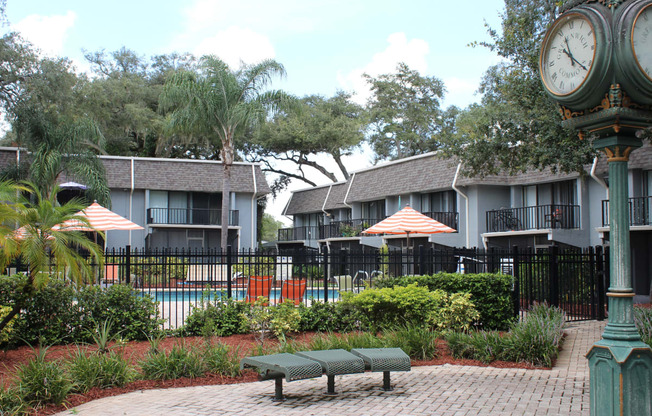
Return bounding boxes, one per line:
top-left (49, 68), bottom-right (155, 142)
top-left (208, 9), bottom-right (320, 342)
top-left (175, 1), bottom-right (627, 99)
top-left (273, 378), bottom-right (285, 402)
top-left (325, 374), bottom-right (337, 396)
top-left (383, 371), bottom-right (393, 391)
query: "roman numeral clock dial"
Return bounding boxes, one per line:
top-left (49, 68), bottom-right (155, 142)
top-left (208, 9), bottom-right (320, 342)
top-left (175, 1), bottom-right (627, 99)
top-left (632, 4), bottom-right (652, 80)
top-left (541, 14), bottom-right (596, 96)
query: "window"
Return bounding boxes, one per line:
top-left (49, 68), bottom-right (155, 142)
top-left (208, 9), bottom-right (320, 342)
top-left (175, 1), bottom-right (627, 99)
top-left (552, 180), bottom-right (577, 205)
top-left (423, 191), bottom-right (457, 212)
top-left (361, 200), bottom-right (386, 220)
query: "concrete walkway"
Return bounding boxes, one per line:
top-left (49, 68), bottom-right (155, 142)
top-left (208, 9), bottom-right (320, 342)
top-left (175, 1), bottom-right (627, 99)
top-left (56, 320), bottom-right (606, 416)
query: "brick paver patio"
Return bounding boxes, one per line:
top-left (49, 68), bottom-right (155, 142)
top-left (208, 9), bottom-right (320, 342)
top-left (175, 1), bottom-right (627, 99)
top-left (56, 320), bottom-right (606, 416)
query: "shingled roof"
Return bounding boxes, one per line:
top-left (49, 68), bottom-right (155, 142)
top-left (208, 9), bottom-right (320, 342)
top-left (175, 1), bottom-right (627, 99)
top-left (284, 183), bottom-right (333, 215)
top-left (0, 148), bottom-right (270, 196)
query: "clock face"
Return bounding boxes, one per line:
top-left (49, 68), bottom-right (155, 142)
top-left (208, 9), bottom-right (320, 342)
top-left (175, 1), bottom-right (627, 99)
top-left (632, 4), bottom-right (652, 80)
top-left (540, 14), bottom-right (597, 96)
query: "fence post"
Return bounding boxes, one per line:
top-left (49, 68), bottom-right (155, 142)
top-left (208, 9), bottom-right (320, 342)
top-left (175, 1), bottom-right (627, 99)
top-left (549, 245), bottom-right (559, 307)
top-left (588, 246), bottom-right (596, 319)
top-left (226, 245), bottom-right (233, 299)
top-left (322, 245), bottom-right (329, 303)
top-left (125, 245), bottom-right (131, 284)
top-left (512, 245), bottom-right (520, 320)
top-left (596, 245), bottom-right (606, 321)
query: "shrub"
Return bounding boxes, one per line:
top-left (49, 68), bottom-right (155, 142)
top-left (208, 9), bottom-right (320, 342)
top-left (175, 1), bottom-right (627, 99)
top-left (131, 256), bottom-right (188, 285)
top-left (508, 303), bottom-right (565, 367)
top-left (76, 284), bottom-right (162, 342)
top-left (447, 331), bottom-right (509, 364)
top-left (446, 303), bottom-right (565, 367)
top-left (298, 300), bottom-right (363, 332)
top-left (427, 292), bottom-right (479, 331)
top-left (140, 344), bottom-right (205, 380)
top-left (181, 296), bottom-right (250, 337)
top-left (634, 305), bottom-right (652, 348)
top-left (382, 324), bottom-right (439, 360)
top-left (10, 279), bottom-right (82, 346)
top-left (0, 384), bottom-right (26, 415)
top-left (203, 343), bottom-right (241, 377)
top-left (341, 284), bottom-right (472, 330)
top-left (0, 305), bottom-right (16, 345)
top-left (374, 273), bottom-right (514, 330)
top-left (232, 257), bottom-right (275, 277)
top-left (307, 331), bottom-right (385, 351)
top-left (15, 347), bottom-right (72, 407)
top-left (67, 349), bottom-right (135, 393)
top-left (270, 300), bottom-right (301, 340)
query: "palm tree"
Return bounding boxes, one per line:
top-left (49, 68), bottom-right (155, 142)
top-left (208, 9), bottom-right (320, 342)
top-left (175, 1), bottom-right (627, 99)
top-left (0, 181), bottom-right (104, 333)
top-left (12, 107), bottom-right (111, 206)
top-left (160, 57), bottom-right (291, 250)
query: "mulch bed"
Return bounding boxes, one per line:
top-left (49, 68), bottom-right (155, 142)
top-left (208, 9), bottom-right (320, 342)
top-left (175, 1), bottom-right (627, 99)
top-left (0, 332), bottom-right (543, 415)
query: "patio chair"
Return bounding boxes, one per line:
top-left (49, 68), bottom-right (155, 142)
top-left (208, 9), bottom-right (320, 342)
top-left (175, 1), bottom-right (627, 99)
top-left (279, 279), bottom-right (307, 305)
top-left (103, 264), bottom-right (119, 283)
top-left (245, 275), bottom-right (273, 303)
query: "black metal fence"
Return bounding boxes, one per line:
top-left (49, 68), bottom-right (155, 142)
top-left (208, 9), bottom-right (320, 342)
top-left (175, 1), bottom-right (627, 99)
top-left (7, 245), bottom-right (608, 329)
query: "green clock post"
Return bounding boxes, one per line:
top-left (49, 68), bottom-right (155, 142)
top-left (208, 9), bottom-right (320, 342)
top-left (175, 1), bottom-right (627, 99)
top-left (539, 1), bottom-right (652, 415)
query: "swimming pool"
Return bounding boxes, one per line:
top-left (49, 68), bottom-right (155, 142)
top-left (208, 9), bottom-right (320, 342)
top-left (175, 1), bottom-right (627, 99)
top-left (141, 288), bottom-right (340, 303)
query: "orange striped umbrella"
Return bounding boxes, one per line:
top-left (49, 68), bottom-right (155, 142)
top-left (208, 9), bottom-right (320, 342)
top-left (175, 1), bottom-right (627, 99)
top-left (56, 202), bottom-right (143, 231)
top-left (361, 205), bottom-right (455, 246)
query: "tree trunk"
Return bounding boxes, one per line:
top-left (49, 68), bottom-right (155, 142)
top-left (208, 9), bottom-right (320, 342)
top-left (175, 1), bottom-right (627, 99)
top-left (221, 163), bottom-right (231, 251)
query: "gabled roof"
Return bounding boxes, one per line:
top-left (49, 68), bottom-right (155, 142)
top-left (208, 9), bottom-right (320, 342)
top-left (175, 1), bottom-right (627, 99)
top-left (284, 183), bottom-right (333, 215)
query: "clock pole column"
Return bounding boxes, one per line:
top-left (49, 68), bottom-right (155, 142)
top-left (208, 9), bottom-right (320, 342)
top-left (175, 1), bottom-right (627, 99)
top-left (586, 134), bottom-right (652, 416)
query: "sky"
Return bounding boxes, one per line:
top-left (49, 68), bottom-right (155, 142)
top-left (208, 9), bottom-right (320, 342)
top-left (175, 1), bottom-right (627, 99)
top-left (5, 0), bottom-right (507, 224)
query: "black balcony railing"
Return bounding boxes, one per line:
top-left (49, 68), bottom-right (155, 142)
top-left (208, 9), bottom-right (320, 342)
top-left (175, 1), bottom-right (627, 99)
top-left (486, 204), bottom-right (580, 232)
top-left (601, 196), bottom-right (652, 226)
top-left (422, 211), bottom-right (459, 231)
top-left (320, 218), bottom-right (384, 239)
top-left (147, 208), bottom-right (239, 226)
top-left (277, 225), bottom-right (320, 241)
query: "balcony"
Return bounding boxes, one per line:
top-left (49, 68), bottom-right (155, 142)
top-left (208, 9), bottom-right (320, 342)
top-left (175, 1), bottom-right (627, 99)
top-left (320, 218), bottom-right (383, 239)
top-left (601, 196), bottom-right (652, 226)
top-left (422, 211), bottom-right (459, 231)
top-left (277, 226), bottom-right (320, 242)
top-left (486, 204), bottom-right (580, 233)
top-left (147, 208), bottom-right (239, 226)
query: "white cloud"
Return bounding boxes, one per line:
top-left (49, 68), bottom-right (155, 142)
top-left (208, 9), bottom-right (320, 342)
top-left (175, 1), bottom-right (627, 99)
top-left (193, 26), bottom-right (276, 67)
top-left (13, 11), bottom-right (76, 57)
top-left (442, 77), bottom-right (480, 109)
top-left (338, 32), bottom-right (430, 105)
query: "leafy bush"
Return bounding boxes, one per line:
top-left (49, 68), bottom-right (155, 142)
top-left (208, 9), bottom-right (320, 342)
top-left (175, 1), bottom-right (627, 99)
top-left (140, 344), bottom-right (205, 380)
top-left (181, 296), bottom-right (250, 337)
top-left (341, 284), bottom-right (476, 331)
top-left (297, 300), bottom-right (362, 332)
top-left (634, 305), bottom-right (652, 348)
top-left (2, 277), bottom-right (162, 346)
top-left (76, 284), bottom-right (162, 342)
top-left (10, 279), bottom-right (82, 346)
top-left (427, 292), bottom-right (479, 331)
top-left (382, 324), bottom-right (439, 360)
top-left (0, 305), bottom-right (16, 345)
top-left (67, 349), bottom-right (135, 393)
top-left (16, 347), bottom-right (72, 407)
top-left (374, 273), bottom-right (514, 330)
top-left (242, 298), bottom-right (302, 342)
top-left (131, 256), bottom-right (188, 284)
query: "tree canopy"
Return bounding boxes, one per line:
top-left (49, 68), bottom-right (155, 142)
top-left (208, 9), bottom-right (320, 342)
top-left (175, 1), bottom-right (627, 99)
top-left (245, 91), bottom-right (365, 192)
top-left (365, 62), bottom-right (458, 162)
top-left (439, 0), bottom-right (595, 177)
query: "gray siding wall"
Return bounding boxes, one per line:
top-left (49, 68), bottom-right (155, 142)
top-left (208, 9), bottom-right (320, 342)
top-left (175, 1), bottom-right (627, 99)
top-left (234, 192), bottom-right (255, 249)
top-left (106, 190), bottom-right (147, 250)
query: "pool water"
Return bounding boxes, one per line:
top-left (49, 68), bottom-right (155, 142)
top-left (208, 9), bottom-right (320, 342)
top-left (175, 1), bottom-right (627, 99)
top-left (141, 288), bottom-right (340, 303)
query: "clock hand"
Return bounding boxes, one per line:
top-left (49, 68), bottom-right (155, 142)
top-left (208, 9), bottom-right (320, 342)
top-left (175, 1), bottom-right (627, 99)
top-left (562, 48), bottom-right (575, 65)
top-left (570, 56), bottom-right (588, 71)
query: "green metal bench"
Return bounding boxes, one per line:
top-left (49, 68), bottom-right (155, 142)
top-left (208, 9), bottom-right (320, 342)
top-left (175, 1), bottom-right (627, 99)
top-left (240, 348), bottom-right (411, 401)
top-left (351, 348), bottom-right (412, 391)
top-left (295, 349), bottom-right (365, 395)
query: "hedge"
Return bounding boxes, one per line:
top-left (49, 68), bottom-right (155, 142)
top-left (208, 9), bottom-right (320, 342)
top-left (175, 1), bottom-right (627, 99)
top-left (374, 273), bottom-right (514, 330)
